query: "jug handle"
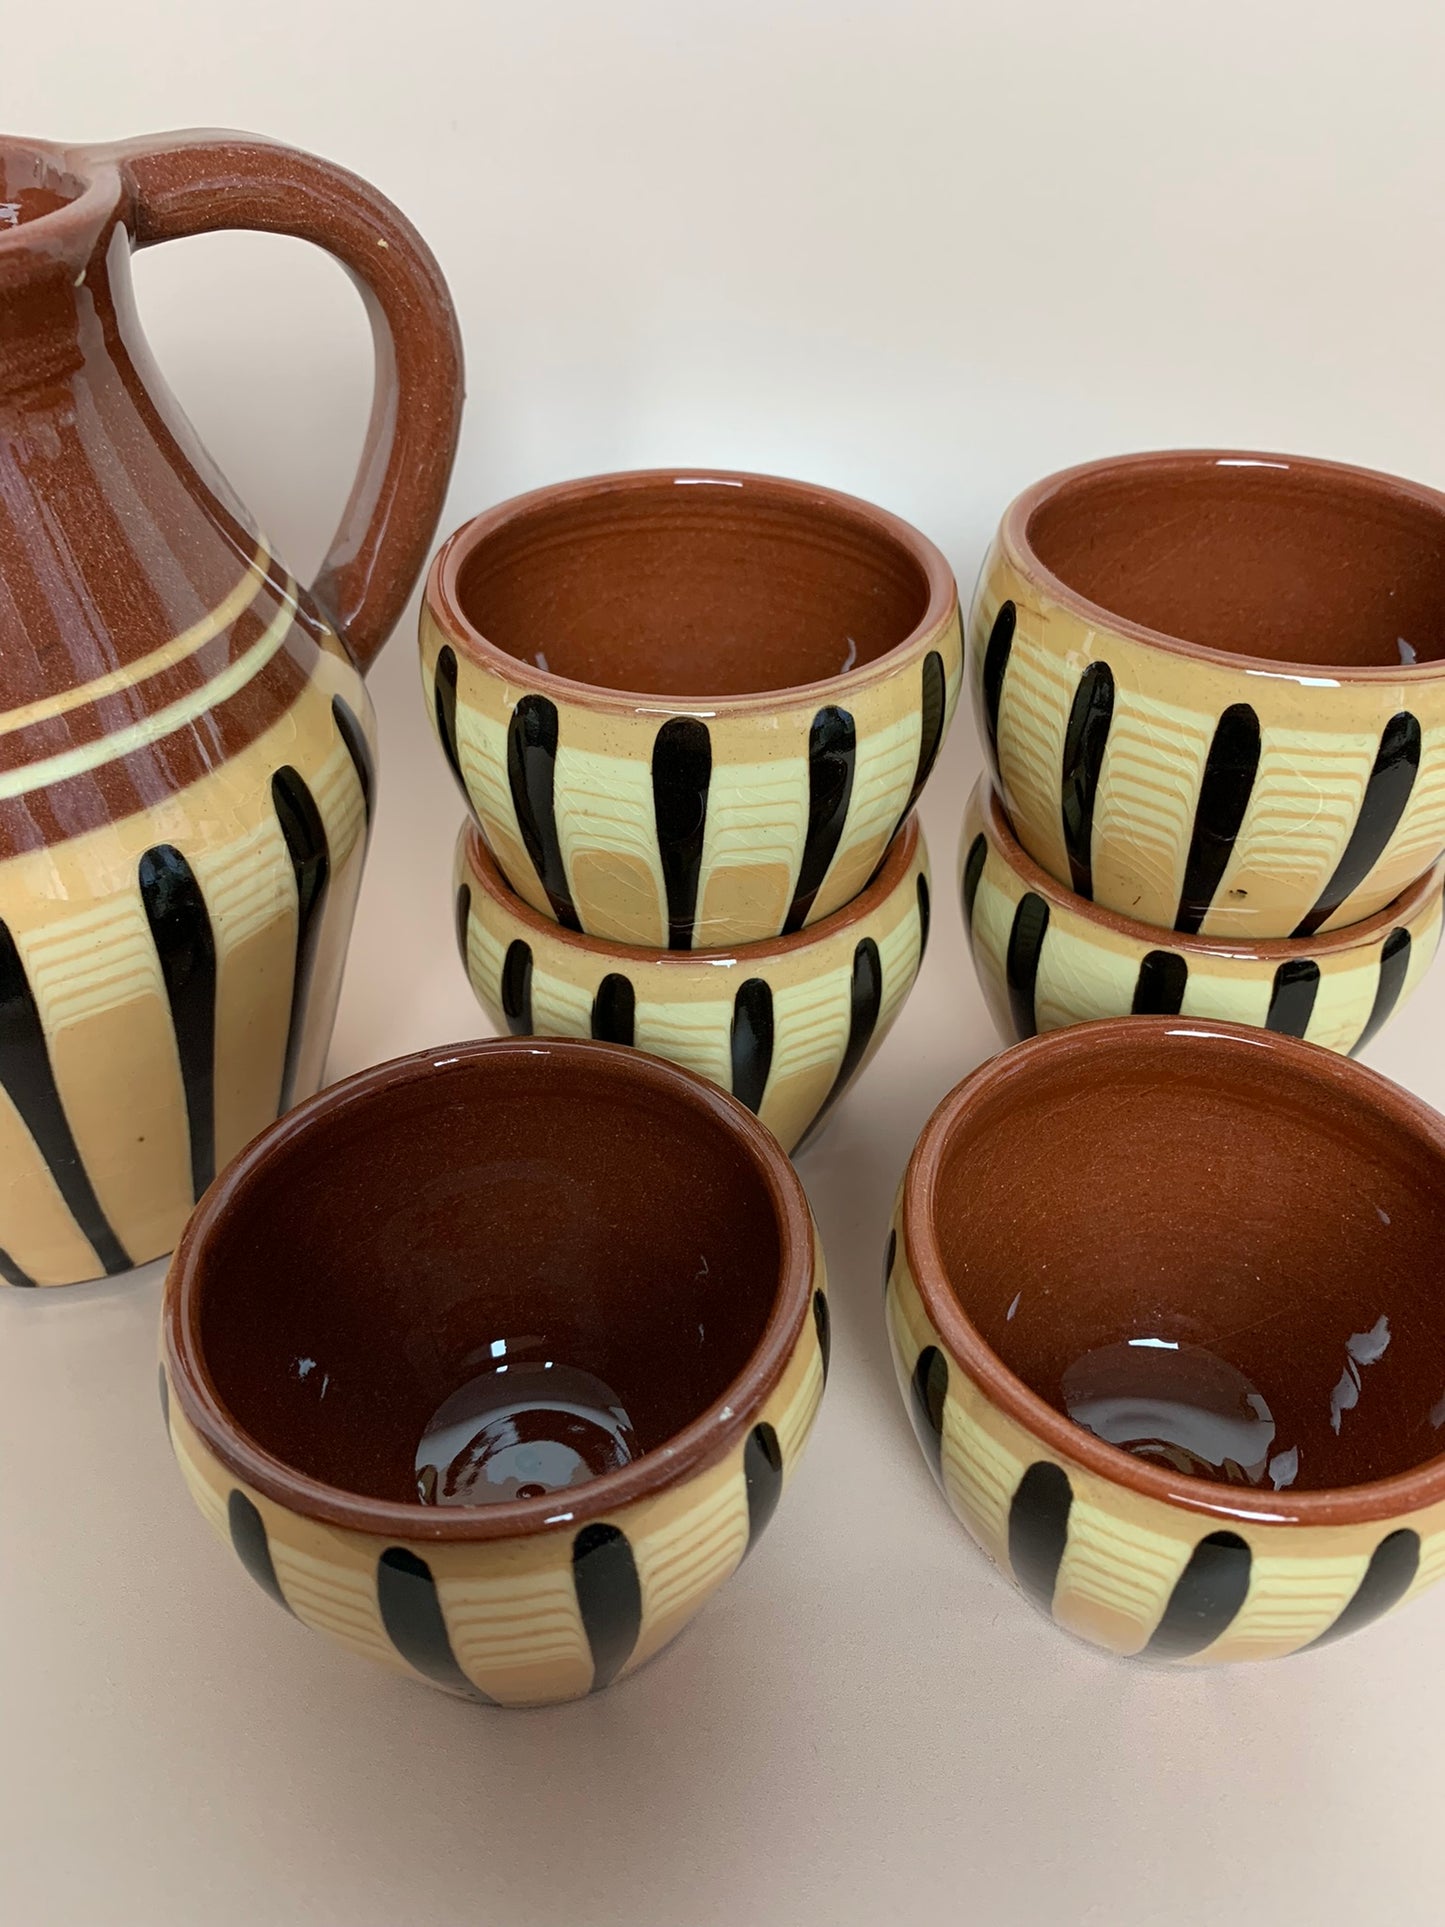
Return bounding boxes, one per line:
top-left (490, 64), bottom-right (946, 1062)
top-left (101, 130), bottom-right (465, 677)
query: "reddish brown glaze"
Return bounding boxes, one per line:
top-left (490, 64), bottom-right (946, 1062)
top-left (1015, 450), bottom-right (1445, 672)
top-left (903, 1018), bottom-right (1445, 1523)
top-left (164, 1038), bottom-right (817, 1541)
top-left (0, 130), bottom-right (462, 1291)
top-left (0, 129), bottom-right (463, 855)
top-left (443, 468), bottom-right (949, 700)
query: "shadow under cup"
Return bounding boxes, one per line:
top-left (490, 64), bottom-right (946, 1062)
top-left (928, 1026), bottom-right (1445, 1496)
top-left (177, 1044), bottom-right (796, 1517)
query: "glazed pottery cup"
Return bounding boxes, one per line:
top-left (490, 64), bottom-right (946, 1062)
top-left (162, 1038), bottom-right (828, 1706)
top-left (961, 775), bottom-right (1444, 1054)
top-left (455, 813), bottom-right (931, 1153)
top-left (887, 1016), bottom-right (1445, 1663)
top-left (972, 450), bottom-right (1445, 939)
top-left (421, 469), bottom-right (960, 948)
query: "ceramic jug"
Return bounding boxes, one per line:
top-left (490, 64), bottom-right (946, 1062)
top-left (0, 130), bottom-right (463, 1286)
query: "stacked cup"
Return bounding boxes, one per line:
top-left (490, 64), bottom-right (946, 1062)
top-left (419, 469), bottom-right (964, 1150)
top-left (960, 449), bottom-right (1445, 1055)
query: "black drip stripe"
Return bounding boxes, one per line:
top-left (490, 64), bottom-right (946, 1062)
top-left (433, 645), bottom-right (468, 802)
top-left (651, 716), bottom-right (712, 951)
top-left (908, 1345), bottom-right (948, 1479)
top-left (0, 918), bottom-right (130, 1276)
top-left (1351, 928), bottom-right (1412, 1056)
top-left (454, 884), bottom-right (471, 966)
top-left (892, 649), bottom-right (948, 838)
top-left (981, 601), bottom-right (1015, 773)
top-left (807, 937), bottom-right (883, 1137)
top-left (812, 1290), bottom-right (831, 1384)
top-left (916, 873), bottom-right (931, 962)
top-left (590, 972), bottom-right (636, 1046)
top-left (1175, 704), bottom-right (1261, 935)
top-left (730, 978), bottom-right (774, 1114)
top-left (961, 833), bottom-right (987, 939)
top-left (271, 768), bottom-right (331, 1114)
top-left (0, 1247), bottom-right (36, 1286)
top-left (1145, 1530), bottom-right (1251, 1659)
top-left (139, 844), bottom-right (217, 1202)
top-left (1265, 957), bottom-right (1320, 1038)
top-left (744, 1421), bottom-right (785, 1553)
top-left (1059, 661), bottom-right (1115, 899)
top-left (228, 1490), bottom-right (292, 1613)
top-left (1004, 892), bottom-right (1050, 1040)
top-left (331, 694), bottom-right (375, 830)
top-left (1296, 712), bottom-right (1422, 936)
top-left (572, 1522), bottom-right (643, 1692)
top-left (883, 1227), bottom-right (897, 1298)
top-left (508, 694), bottom-right (579, 931)
top-left (377, 1546), bottom-right (495, 1699)
top-left (1132, 948), bottom-right (1188, 1016)
top-left (157, 1363), bottom-right (170, 1432)
top-left (1308, 1528), bottom-right (1420, 1649)
top-left (499, 939), bottom-right (534, 1035)
top-left (784, 707), bottom-right (856, 932)
top-left (1008, 1462), bottom-right (1073, 1614)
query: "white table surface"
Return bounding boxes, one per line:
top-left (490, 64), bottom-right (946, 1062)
top-left (6, 5), bottom-right (1445, 1921)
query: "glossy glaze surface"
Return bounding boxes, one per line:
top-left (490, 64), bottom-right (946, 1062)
top-left (0, 130), bottom-right (462, 1285)
top-left (889, 1018), bottom-right (1445, 1662)
top-left (163, 1038), bottom-right (827, 1705)
top-left (972, 450), bottom-right (1445, 937)
top-left (960, 776), bottom-right (1444, 1053)
top-left (456, 813), bottom-right (929, 1152)
top-left (422, 470), bottom-right (961, 946)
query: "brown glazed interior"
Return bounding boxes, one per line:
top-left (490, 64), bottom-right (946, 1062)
top-left (974, 777), bottom-right (1441, 959)
top-left (906, 1019), bottom-right (1445, 1523)
top-left (166, 1039), bottom-right (813, 1540)
top-left (437, 469), bottom-right (950, 700)
top-left (1016, 451), bottom-right (1445, 670)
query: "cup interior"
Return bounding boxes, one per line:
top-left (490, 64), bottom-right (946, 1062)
top-left (450, 472), bottom-right (935, 697)
top-left (184, 1045), bottom-right (790, 1512)
top-left (1024, 454), bottom-right (1445, 668)
top-left (925, 1025), bottom-right (1445, 1495)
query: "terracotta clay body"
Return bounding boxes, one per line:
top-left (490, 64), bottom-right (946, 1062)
top-left (972, 450), bottom-right (1445, 937)
top-left (0, 131), bottom-right (462, 1284)
top-left (889, 1018), bottom-right (1445, 1662)
top-left (421, 469), bottom-right (961, 948)
top-left (162, 1038), bottom-right (828, 1705)
top-left (959, 776), bottom-right (1443, 1054)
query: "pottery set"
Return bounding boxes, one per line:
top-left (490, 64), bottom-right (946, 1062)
top-left (963, 449), bottom-right (1445, 1052)
top-left (8, 124), bottom-right (1445, 1696)
top-left (421, 468), bottom-right (961, 1148)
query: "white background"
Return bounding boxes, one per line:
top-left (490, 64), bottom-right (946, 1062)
top-left (4, 4), bottom-right (1445, 1922)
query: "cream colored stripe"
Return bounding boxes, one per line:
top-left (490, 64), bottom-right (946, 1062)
top-left (0, 575), bottom-right (299, 802)
top-left (0, 546), bottom-right (270, 736)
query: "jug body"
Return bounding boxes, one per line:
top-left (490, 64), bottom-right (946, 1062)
top-left (0, 132), bottom-right (462, 1283)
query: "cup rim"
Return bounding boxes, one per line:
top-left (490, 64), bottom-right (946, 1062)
top-left (1001, 448), bottom-right (1445, 685)
top-left (968, 776), bottom-right (1444, 958)
top-left (164, 1036), bottom-right (817, 1542)
top-left (425, 467), bottom-right (958, 712)
top-left (462, 810), bottom-right (923, 963)
top-left (900, 1015), bottom-right (1445, 1527)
